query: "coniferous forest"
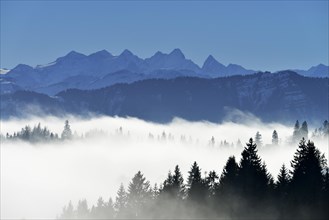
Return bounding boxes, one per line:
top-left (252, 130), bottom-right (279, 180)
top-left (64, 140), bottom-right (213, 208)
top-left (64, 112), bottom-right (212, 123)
top-left (2, 2), bottom-right (329, 220)
top-left (58, 138), bottom-right (329, 220)
top-left (1, 119), bottom-right (328, 219)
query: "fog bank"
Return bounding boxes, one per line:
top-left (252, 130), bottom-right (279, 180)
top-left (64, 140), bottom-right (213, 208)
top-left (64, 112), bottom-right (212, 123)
top-left (1, 116), bottom-right (328, 219)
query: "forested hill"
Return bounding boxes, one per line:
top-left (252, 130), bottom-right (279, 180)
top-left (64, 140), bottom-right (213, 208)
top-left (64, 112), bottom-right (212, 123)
top-left (1, 71), bottom-right (328, 123)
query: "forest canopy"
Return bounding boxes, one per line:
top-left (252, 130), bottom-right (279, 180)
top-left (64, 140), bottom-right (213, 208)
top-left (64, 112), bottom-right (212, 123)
top-left (58, 138), bottom-right (329, 220)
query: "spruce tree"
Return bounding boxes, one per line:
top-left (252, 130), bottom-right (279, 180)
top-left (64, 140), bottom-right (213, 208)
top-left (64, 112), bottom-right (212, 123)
top-left (186, 162), bottom-right (209, 218)
top-left (255, 131), bottom-right (263, 147)
top-left (114, 183), bottom-right (127, 218)
top-left (162, 171), bottom-right (174, 194)
top-left (218, 156), bottom-right (239, 195)
top-left (216, 156), bottom-right (240, 217)
top-left (59, 200), bottom-right (75, 219)
top-left (293, 120), bottom-right (301, 142)
top-left (90, 197), bottom-right (114, 219)
top-left (272, 130), bottom-right (279, 145)
top-left (126, 171), bottom-right (152, 218)
top-left (159, 165), bottom-right (185, 218)
top-left (76, 199), bottom-right (89, 219)
top-left (105, 198), bottom-right (115, 219)
top-left (300, 121), bottom-right (308, 140)
top-left (276, 164), bottom-right (290, 196)
top-left (289, 139), bottom-right (326, 219)
top-left (61, 120), bottom-right (72, 140)
top-left (187, 161), bottom-right (206, 202)
top-left (205, 170), bottom-right (218, 197)
top-left (162, 165), bottom-right (186, 200)
top-left (237, 138), bottom-right (270, 201)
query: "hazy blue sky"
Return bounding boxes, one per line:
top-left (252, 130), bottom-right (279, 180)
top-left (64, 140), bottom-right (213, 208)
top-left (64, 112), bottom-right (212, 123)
top-left (1, 0), bottom-right (328, 71)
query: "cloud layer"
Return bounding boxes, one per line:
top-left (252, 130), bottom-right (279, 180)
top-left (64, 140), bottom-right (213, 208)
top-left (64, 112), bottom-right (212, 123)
top-left (1, 116), bottom-right (328, 219)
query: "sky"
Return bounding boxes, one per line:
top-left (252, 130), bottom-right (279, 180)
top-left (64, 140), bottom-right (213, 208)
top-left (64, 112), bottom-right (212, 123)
top-left (0, 0), bottom-right (328, 71)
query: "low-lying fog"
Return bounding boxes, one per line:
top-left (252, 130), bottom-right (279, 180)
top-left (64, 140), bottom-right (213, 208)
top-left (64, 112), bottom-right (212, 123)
top-left (1, 116), bottom-right (328, 219)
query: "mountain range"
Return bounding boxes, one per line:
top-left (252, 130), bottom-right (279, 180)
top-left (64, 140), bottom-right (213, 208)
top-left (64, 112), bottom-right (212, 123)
top-left (1, 49), bottom-right (328, 95)
top-left (1, 71), bottom-right (328, 124)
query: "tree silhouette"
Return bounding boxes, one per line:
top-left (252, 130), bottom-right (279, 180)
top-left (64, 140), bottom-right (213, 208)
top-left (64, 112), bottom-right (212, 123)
top-left (293, 120), bottom-right (301, 142)
top-left (114, 183), bottom-right (127, 218)
top-left (158, 165), bottom-right (186, 218)
top-left (186, 161), bottom-right (209, 217)
top-left (300, 121), bottom-right (308, 140)
top-left (105, 198), bottom-right (115, 218)
top-left (59, 200), bottom-right (74, 219)
top-left (126, 171), bottom-right (152, 218)
top-left (21, 125), bottom-right (32, 140)
top-left (187, 162), bottom-right (207, 202)
top-left (57, 138), bottom-right (329, 219)
top-left (276, 164), bottom-right (290, 196)
top-left (61, 120), bottom-right (72, 140)
top-left (205, 170), bottom-right (218, 197)
top-left (237, 138), bottom-right (270, 203)
top-left (289, 138), bottom-right (326, 219)
top-left (162, 165), bottom-right (185, 200)
top-left (323, 120), bottom-right (329, 136)
top-left (255, 131), bottom-right (263, 147)
top-left (272, 130), bottom-right (279, 145)
top-left (162, 170), bottom-right (174, 194)
top-left (90, 197), bottom-right (114, 219)
top-left (216, 156), bottom-right (240, 217)
top-left (322, 167), bottom-right (329, 216)
top-left (218, 156), bottom-right (239, 195)
top-left (275, 164), bottom-right (291, 218)
top-left (76, 199), bottom-right (89, 219)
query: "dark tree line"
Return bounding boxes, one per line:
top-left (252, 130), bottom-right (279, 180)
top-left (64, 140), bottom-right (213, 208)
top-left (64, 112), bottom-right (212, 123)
top-left (59, 138), bottom-right (329, 219)
top-left (4, 120), bottom-right (72, 142)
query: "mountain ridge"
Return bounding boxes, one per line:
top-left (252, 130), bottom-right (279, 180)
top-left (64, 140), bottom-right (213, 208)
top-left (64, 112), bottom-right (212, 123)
top-left (1, 49), bottom-right (328, 96)
top-left (1, 71), bottom-right (327, 124)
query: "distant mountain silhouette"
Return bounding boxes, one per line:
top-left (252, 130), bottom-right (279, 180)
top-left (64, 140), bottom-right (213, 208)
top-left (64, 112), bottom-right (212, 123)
top-left (1, 71), bottom-right (327, 123)
top-left (1, 49), bottom-right (327, 95)
top-left (293, 64), bottom-right (329, 78)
